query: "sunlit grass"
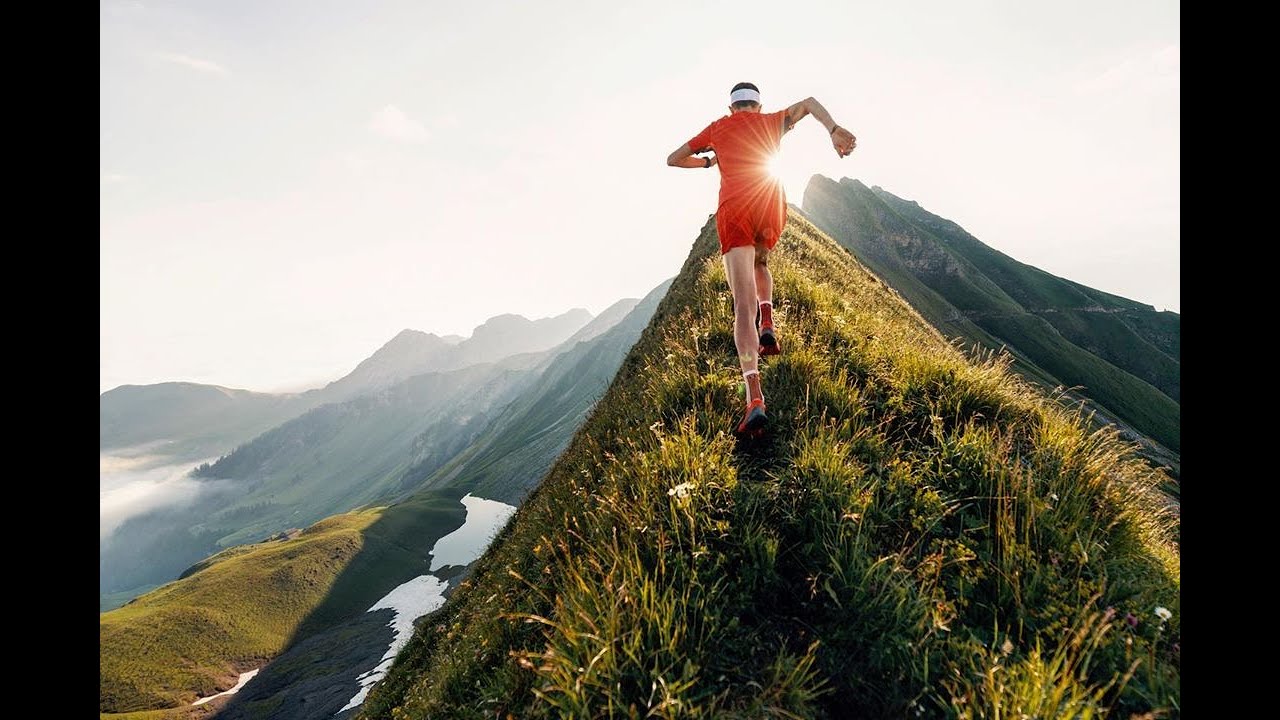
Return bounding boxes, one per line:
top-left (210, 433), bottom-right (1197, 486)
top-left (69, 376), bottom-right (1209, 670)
top-left (100, 512), bottom-right (381, 713)
top-left (357, 210), bottom-right (1179, 717)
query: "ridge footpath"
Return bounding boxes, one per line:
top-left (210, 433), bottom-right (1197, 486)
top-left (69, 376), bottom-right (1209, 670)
top-left (360, 211), bottom-right (1179, 718)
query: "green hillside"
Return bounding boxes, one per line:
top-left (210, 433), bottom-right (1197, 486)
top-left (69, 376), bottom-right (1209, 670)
top-left (100, 491), bottom-right (468, 716)
top-left (360, 212), bottom-right (1179, 717)
top-left (800, 176), bottom-right (1179, 458)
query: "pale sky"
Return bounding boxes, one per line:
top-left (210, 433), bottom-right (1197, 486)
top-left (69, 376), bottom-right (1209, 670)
top-left (100, 0), bottom-right (1179, 393)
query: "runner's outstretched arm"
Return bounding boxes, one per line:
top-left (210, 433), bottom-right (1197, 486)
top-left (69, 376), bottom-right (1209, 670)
top-left (667, 143), bottom-right (718, 169)
top-left (782, 97), bottom-right (857, 157)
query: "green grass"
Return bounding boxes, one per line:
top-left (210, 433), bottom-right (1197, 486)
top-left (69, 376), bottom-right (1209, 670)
top-left (100, 512), bottom-right (379, 713)
top-left (100, 492), bottom-right (468, 715)
top-left (359, 211), bottom-right (1179, 718)
top-left (1035, 308), bottom-right (1179, 402)
top-left (979, 313), bottom-right (1179, 452)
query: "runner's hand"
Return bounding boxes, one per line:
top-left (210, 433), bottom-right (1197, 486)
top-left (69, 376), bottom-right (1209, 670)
top-left (708, 154), bottom-right (718, 167)
top-left (832, 127), bottom-right (856, 158)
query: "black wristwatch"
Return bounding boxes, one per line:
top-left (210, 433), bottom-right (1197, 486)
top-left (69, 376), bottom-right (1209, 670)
top-left (703, 156), bottom-right (711, 168)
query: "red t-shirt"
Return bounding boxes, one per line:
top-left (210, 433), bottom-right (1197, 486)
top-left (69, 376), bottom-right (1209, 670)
top-left (691, 107), bottom-right (788, 212)
top-left (687, 109), bottom-right (789, 249)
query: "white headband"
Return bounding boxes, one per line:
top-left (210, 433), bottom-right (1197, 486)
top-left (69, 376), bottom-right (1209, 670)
top-left (729, 88), bottom-right (761, 104)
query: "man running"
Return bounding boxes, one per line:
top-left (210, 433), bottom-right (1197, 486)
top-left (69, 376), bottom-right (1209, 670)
top-left (667, 82), bottom-right (856, 434)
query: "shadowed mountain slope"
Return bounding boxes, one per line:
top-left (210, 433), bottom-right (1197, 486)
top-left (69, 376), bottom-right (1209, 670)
top-left (800, 176), bottom-right (1178, 461)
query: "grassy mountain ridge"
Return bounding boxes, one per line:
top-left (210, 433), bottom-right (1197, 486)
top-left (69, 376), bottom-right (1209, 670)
top-left (866, 184), bottom-right (1179, 403)
top-left (800, 177), bottom-right (1179, 456)
top-left (360, 211), bottom-right (1178, 717)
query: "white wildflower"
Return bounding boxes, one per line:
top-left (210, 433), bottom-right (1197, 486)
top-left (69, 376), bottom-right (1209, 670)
top-left (668, 482), bottom-right (696, 499)
top-left (1155, 606), bottom-right (1172, 622)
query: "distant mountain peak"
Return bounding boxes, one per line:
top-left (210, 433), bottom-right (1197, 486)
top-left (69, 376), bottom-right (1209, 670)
top-left (470, 308), bottom-right (593, 339)
top-left (392, 328), bottom-right (429, 338)
top-left (322, 329), bottom-right (453, 399)
top-left (381, 328), bottom-right (446, 350)
top-left (321, 309), bottom-right (597, 401)
top-left (460, 308), bottom-right (593, 362)
top-left (470, 314), bottom-right (531, 337)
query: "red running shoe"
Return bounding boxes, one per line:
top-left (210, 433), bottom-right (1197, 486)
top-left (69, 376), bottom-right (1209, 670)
top-left (759, 326), bottom-right (781, 356)
top-left (736, 398), bottom-right (767, 434)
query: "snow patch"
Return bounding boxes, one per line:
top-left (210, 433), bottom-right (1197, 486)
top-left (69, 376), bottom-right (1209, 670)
top-left (335, 493), bottom-right (516, 715)
top-left (193, 669), bottom-right (259, 706)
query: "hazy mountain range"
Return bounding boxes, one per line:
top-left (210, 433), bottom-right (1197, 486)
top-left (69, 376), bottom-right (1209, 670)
top-left (100, 304), bottom-right (634, 609)
top-left (100, 307), bottom-right (597, 464)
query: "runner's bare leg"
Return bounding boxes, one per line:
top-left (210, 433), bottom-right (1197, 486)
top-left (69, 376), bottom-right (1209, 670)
top-left (723, 246), bottom-right (764, 403)
top-left (754, 240), bottom-right (772, 307)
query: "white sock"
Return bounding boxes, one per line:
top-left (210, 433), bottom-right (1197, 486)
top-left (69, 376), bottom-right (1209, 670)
top-left (742, 369), bottom-right (762, 404)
